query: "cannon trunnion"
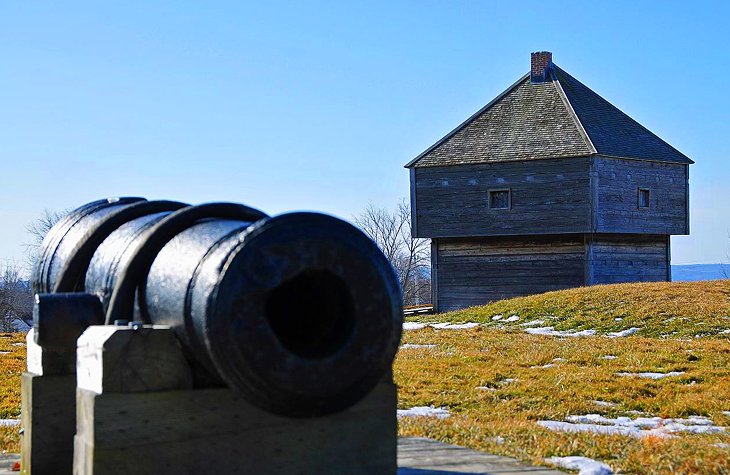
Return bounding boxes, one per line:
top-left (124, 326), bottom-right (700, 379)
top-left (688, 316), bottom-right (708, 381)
top-left (22, 197), bottom-right (403, 475)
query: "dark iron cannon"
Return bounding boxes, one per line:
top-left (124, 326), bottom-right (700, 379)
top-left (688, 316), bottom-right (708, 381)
top-left (31, 197), bottom-right (403, 417)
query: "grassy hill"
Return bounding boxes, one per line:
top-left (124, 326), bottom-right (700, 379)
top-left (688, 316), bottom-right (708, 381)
top-left (398, 280), bottom-right (730, 474)
top-left (413, 280), bottom-right (730, 338)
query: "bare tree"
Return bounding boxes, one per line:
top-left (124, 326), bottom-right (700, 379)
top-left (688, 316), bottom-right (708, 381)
top-left (354, 200), bottom-right (431, 306)
top-left (0, 262), bottom-right (33, 331)
top-left (24, 208), bottom-right (67, 272)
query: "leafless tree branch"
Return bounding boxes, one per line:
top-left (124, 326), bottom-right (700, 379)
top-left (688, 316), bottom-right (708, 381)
top-left (354, 199), bottom-right (430, 306)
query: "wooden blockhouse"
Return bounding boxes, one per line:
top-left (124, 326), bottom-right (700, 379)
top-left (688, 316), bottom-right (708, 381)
top-left (406, 52), bottom-right (693, 312)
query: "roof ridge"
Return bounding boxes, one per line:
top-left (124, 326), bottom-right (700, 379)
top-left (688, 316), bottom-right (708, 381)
top-left (553, 65), bottom-right (693, 165)
top-left (550, 66), bottom-right (597, 155)
top-left (404, 73), bottom-right (530, 168)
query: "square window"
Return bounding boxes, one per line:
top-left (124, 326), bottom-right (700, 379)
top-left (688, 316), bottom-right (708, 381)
top-left (489, 189), bottom-right (510, 209)
top-left (638, 188), bottom-right (650, 208)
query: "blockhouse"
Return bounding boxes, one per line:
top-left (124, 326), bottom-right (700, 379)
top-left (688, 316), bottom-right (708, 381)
top-left (406, 52), bottom-right (692, 312)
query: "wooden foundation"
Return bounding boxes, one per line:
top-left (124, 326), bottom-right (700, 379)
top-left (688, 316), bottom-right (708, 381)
top-left (73, 325), bottom-right (397, 475)
top-left (21, 330), bottom-right (77, 475)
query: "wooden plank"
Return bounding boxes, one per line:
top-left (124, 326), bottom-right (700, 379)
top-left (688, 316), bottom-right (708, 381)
top-left (434, 236), bottom-right (585, 310)
top-left (409, 168), bottom-right (418, 237)
top-left (413, 157), bottom-right (592, 238)
top-left (594, 156), bottom-right (688, 235)
top-left (588, 234), bottom-right (669, 284)
top-left (75, 382), bottom-right (397, 475)
top-left (431, 239), bottom-right (439, 313)
top-left (397, 437), bottom-right (561, 474)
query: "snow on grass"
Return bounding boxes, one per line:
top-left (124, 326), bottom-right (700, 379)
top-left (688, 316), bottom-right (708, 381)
top-left (430, 322), bottom-right (480, 330)
top-left (404, 322), bottom-right (481, 330)
top-left (539, 414), bottom-right (725, 439)
top-left (520, 319), bottom-right (545, 327)
top-left (546, 456), bottom-right (613, 475)
top-left (0, 419), bottom-right (20, 427)
top-left (397, 406), bottom-right (450, 419)
top-left (504, 315), bottom-right (520, 322)
top-left (601, 355), bottom-right (618, 360)
top-left (492, 314), bottom-right (503, 321)
top-left (400, 344), bottom-right (436, 349)
top-left (607, 327), bottom-right (640, 338)
top-left (553, 357), bottom-right (567, 362)
top-left (524, 327), bottom-right (597, 337)
top-left (616, 371), bottom-right (685, 379)
top-left (531, 363), bottom-right (557, 369)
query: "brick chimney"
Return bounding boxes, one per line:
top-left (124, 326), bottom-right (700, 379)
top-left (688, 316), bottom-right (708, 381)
top-left (530, 51), bottom-right (553, 83)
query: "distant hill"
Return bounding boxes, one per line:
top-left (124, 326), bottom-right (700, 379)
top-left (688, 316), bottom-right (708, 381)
top-left (672, 263), bottom-right (728, 282)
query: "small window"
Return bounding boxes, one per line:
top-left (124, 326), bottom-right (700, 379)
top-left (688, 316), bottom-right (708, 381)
top-left (638, 188), bottom-right (650, 209)
top-left (489, 189), bottom-right (510, 210)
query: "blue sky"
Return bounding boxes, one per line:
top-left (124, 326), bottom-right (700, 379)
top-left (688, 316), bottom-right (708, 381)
top-left (1, 1), bottom-right (728, 266)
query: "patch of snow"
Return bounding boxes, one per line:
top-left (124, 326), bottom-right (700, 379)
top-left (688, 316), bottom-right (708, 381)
top-left (403, 322), bottom-right (428, 330)
top-left (501, 378), bottom-right (517, 384)
top-left (539, 413), bottom-right (724, 439)
top-left (524, 327), bottom-right (597, 337)
top-left (492, 315), bottom-right (503, 321)
top-left (475, 386), bottom-right (496, 391)
top-left (614, 317), bottom-right (623, 322)
top-left (0, 351), bottom-right (10, 355)
top-left (430, 322), bottom-right (480, 330)
top-left (491, 436), bottom-right (505, 445)
top-left (546, 456), bottom-right (613, 475)
top-left (720, 329), bottom-right (730, 334)
top-left (11, 342), bottom-right (24, 347)
top-left (400, 344), bottom-right (436, 349)
top-left (601, 355), bottom-right (618, 360)
top-left (531, 363), bottom-right (557, 369)
top-left (607, 327), bottom-right (640, 338)
top-left (520, 319), bottom-right (545, 327)
top-left (616, 371), bottom-right (685, 380)
top-left (716, 443), bottom-right (730, 449)
top-left (505, 315), bottom-right (520, 322)
top-left (0, 419), bottom-right (20, 427)
top-left (722, 411), bottom-right (730, 417)
top-left (553, 357), bottom-right (567, 362)
top-left (397, 406), bottom-right (450, 419)
top-left (593, 400), bottom-right (617, 408)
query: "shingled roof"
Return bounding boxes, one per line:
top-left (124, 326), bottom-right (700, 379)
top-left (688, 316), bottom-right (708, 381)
top-left (406, 55), bottom-right (693, 168)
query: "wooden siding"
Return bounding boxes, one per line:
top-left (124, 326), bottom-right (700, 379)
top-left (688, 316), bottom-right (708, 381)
top-left (587, 234), bottom-right (669, 284)
top-left (434, 235), bottom-right (585, 312)
top-left (412, 157), bottom-right (592, 238)
top-left (593, 157), bottom-right (688, 235)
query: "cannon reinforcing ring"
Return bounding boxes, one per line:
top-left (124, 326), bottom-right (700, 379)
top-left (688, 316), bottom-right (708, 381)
top-left (53, 200), bottom-right (189, 293)
top-left (104, 202), bottom-right (268, 324)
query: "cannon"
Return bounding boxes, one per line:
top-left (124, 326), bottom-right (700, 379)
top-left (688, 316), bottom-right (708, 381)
top-left (22, 197), bottom-right (403, 475)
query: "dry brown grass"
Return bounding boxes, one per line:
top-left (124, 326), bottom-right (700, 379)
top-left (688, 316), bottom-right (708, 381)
top-left (395, 326), bottom-right (730, 474)
top-left (0, 333), bottom-right (24, 454)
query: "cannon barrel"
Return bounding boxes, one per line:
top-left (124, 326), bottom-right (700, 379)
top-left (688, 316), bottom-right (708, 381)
top-left (32, 197), bottom-right (403, 417)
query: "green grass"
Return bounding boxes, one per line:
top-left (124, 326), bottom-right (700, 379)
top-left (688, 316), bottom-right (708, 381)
top-left (413, 280), bottom-right (730, 338)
